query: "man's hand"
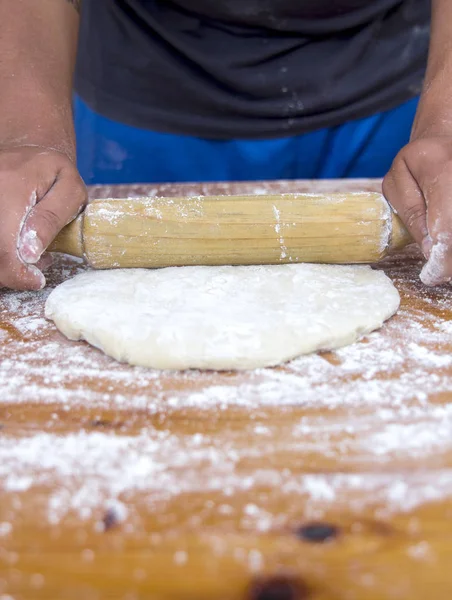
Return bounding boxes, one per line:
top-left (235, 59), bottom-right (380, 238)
top-left (0, 0), bottom-right (81, 290)
top-left (0, 146), bottom-right (86, 290)
top-left (383, 0), bottom-right (452, 286)
top-left (382, 136), bottom-right (452, 286)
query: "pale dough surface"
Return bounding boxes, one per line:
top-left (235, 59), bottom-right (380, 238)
top-left (45, 264), bottom-right (400, 370)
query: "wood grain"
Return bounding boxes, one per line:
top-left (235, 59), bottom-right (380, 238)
top-left (2, 179), bottom-right (452, 600)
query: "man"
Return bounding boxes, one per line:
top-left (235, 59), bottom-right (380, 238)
top-left (0, 0), bottom-right (449, 292)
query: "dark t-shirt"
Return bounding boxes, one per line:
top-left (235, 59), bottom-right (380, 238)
top-left (75, 0), bottom-right (430, 139)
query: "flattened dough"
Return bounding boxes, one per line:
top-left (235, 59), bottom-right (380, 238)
top-left (45, 264), bottom-right (400, 370)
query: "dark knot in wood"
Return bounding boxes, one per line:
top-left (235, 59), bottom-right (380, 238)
top-left (248, 575), bottom-right (310, 600)
top-left (295, 522), bottom-right (340, 543)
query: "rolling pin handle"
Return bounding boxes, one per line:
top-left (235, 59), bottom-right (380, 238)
top-left (49, 214), bottom-right (84, 259)
top-left (389, 212), bottom-right (413, 254)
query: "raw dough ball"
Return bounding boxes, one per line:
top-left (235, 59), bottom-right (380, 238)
top-left (45, 264), bottom-right (400, 370)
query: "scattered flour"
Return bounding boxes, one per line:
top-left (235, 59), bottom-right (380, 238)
top-left (2, 246), bottom-right (452, 529)
top-left (420, 232), bottom-right (452, 286)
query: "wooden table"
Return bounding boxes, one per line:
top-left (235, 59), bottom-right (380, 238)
top-left (2, 179), bottom-right (452, 600)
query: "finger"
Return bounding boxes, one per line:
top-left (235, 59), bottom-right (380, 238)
top-left (382, 156), bottom-right (430, 255)
top-left (18, 169), bottom-right (87, 264)
top-left (0, 257), bottom-right (45, 291)
top-left (0, 186), bottom-right (46, 290)
top-left (418, 169), bottom-right (452, 286)
top-left (36, 252), bottom-right (54, 272)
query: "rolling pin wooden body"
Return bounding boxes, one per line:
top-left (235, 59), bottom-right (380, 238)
top-left (50, 192), bottom-right (412, 268)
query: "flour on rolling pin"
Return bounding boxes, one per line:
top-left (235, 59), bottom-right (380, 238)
top-left (49, 192), bottom-right (411, 269)
top-left (272, 204), bottom-right (288, 260)
top-left (374, 193), bottom-right (392, 254)
top-left (92, 195), bottom-right (205, 225)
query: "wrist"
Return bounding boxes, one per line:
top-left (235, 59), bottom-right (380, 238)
top-left (0, 77), bottom-right (76, 162)
top-left (411, 48), bottom-right (452, 139)
top-left (0, 142), bottom-right (77, 165)
top-left (0, 110), bottom-right (76, 164)
top-left (411, 85), bottom-right (452, 141)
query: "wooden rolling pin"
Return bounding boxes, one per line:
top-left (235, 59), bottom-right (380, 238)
top-left (49, 192), bottom-right (412, 268)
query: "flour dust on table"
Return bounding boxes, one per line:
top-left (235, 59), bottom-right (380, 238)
top-left (44, 264), bottom-right (400, 370)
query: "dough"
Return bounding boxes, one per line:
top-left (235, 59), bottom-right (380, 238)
top-left (45, 264), bottom-right (399, 370)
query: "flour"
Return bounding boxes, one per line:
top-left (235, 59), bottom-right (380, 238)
top-left (2, 248), bottom-right (452, 529)
top-left (272, 204), bottom-right (288, 259)
top-left (380, 196), bottom-right (392, 254)
top-left (2, 428), bottom-right (452, 526)
top-left (420, 232), bottom-right (452, 286)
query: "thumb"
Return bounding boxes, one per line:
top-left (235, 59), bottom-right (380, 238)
top-left (382, 158), bottom-right (430, 254)
top-left (18, 170), bottom-right (86, 265)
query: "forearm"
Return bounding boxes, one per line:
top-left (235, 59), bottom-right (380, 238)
top-left (411, 0), bottom-right (452, 139)
top-left (0, 0), bottom-right (80, 160)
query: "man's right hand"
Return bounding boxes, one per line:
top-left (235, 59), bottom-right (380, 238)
top-left (0, 146), bottom-right (87, 291)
